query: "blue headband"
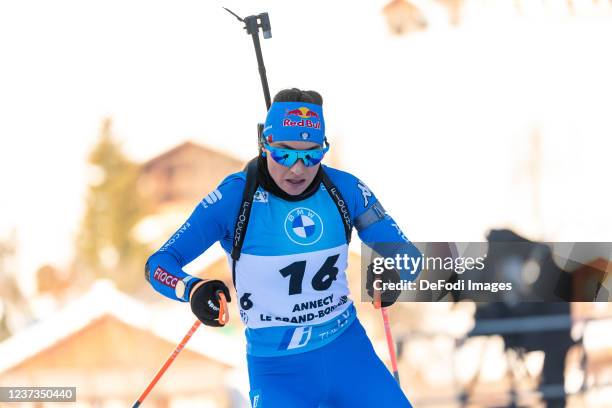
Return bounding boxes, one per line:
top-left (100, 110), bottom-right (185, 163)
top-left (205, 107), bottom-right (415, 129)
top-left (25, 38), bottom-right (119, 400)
top-left (263, 101), bottom-right (325, 145)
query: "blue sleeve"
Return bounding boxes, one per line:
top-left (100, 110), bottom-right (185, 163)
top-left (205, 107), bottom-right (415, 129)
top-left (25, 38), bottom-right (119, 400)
top-left (145, 172), bottom-right (245, 301)
top-left (325, 167), bottom-right (422, 280)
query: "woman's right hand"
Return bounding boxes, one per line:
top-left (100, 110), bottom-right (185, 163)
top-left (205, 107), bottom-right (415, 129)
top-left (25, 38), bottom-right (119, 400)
top-left (189, 279), bottom-right (232, 327)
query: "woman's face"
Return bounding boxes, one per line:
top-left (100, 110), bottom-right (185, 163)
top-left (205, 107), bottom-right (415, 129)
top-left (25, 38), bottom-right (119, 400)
top-left (265, 140), bottom-right (321, 196)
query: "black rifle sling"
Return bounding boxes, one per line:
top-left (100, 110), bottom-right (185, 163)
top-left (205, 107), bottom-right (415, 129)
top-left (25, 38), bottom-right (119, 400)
top-left (230, 158), bottom-right (259, 286)
top-left (320, 170), bottom-right (353, 244)
top-left (230, 161), bottom-right (352, 286)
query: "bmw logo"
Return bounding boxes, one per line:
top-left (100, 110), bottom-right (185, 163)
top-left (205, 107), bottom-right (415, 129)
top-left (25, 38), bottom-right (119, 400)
top-left (284, 207), bottom-right (324, 245)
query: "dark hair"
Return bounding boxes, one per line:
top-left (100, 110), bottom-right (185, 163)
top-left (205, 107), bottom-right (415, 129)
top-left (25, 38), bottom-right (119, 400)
top-left (273, 88), bottom-right (323, 106)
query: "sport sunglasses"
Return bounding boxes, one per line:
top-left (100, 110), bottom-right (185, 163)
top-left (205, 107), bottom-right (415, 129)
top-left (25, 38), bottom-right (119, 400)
top-left (263, 141), bottom-right (329, 168)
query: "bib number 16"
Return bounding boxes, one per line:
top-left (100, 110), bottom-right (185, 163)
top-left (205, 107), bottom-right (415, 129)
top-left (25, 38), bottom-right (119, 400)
top-left (279, 254), bottom-right (340, 295)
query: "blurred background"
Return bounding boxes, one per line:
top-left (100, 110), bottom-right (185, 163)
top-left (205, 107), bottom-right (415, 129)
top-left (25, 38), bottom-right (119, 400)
top-left (1, 0), bottom-right (612, 406)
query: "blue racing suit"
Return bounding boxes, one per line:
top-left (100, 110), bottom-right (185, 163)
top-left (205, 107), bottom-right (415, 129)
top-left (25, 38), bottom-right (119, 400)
top-left (146, 164), bottom-right (418, 407)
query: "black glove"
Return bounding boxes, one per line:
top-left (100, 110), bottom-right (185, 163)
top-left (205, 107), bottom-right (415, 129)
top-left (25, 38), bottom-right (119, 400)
top-left (366, 262), bottom-right (401, 308)
top-left (189, 279), bottom-right (232, 327)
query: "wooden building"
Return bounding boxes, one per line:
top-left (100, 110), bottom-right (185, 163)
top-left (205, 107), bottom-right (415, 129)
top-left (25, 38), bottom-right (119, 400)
top-left (0, 280), bottom-right (248, 407)
top-left (139, 141), bottom-right (244, 213)
top-left (134, 141), bottom-right (245, 250)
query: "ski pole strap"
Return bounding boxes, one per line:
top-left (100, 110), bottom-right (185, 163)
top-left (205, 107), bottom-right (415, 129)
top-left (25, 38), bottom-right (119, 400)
top-left (231, 157), bottom-right (260, 285)
top-left (321, 170), bottom-right (352, 244)
top-left (217, 291), bottom-right (230, 325)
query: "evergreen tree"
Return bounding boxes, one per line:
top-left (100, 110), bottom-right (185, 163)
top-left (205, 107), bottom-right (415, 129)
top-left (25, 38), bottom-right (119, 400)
top-left (0, 231), bottom-right (31, 341)
top-left (76, 118), bottom-right (150, 292)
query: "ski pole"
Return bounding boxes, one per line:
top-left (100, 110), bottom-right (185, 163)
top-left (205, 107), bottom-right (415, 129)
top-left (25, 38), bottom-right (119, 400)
top-left (374, 290), bottom-right (401, 384)
top-left (380, 306), bottom-right (401, 384)
top-left (132, 292), bottom-right (229, 407)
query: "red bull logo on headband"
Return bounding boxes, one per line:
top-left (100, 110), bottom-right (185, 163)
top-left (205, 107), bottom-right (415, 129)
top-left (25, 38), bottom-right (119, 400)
top-left (265, 101), bottom-right (325, 144)
top-left (286, 107), bottom-right (320, 119)
top-left (282, 118), bottom-right (321, 129)
top-left (284, 107), bottom-right (321, 129)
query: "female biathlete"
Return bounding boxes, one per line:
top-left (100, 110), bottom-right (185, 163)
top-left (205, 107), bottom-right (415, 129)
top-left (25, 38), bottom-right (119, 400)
top-left (146, 88), bottom-right (418, 407)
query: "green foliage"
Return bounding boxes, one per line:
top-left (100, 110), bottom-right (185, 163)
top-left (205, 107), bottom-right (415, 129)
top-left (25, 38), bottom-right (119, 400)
top-left (76, 118), bottom-right (150, 292)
